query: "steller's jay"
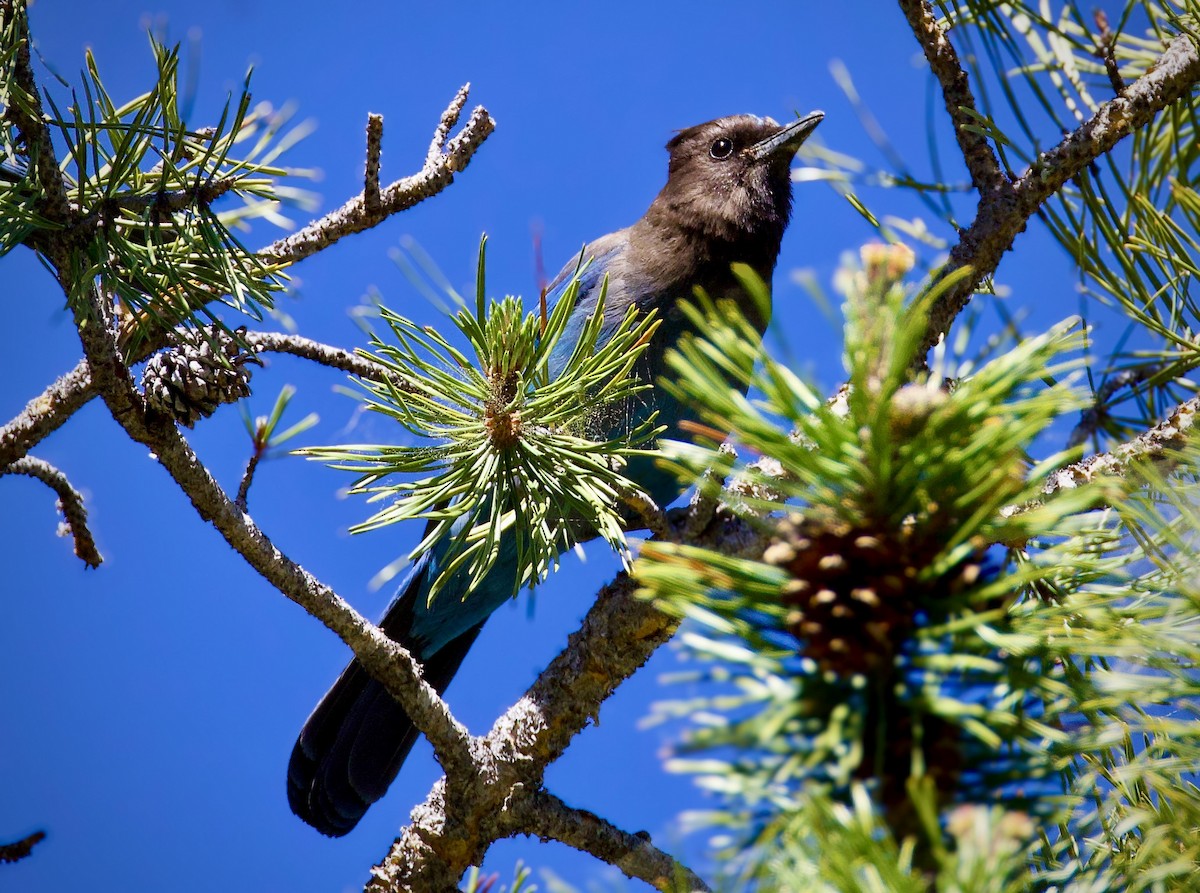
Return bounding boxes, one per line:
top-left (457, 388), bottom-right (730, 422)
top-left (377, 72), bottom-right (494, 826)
top-left (288, 110), bottom-right (824, 836)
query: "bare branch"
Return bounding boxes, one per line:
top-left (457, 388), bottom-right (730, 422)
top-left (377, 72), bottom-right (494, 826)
top-left (917, 31), bottom-right (1200, 357)
top-left (259, 85), bottom-right (494, 268)
top-left (235, 450), bottom-right (261, 512)
top-left (899, 0), bottom-right (1008, 196)
top-left (365, 113), bottom-right (383, 214)
top-left (0, 829), bottom-right (46, 864)
top-left (67, 277), bottom-right (476, 780)
top-left (1044, 393), bottom-right (1200, 497)
top-left (242, 330), bottom-right (389, 380)
top-left (0, 359), bottom-right (93, 470)
top-left (426, 84), bottom-right (471, 167)
top-left (2, 456), bottom-right (101, 567)
top-left (511, 789), bottom-right (712, 893)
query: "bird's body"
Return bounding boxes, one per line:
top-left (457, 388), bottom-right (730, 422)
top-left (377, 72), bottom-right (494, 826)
top-left (288, 111), bottom-right (824, 836)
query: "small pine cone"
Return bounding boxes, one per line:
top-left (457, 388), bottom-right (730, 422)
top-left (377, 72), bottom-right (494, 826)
top-left (766, 511), bottom-right (984, 676)
top-left (142, 328), bottom-right (258, 427)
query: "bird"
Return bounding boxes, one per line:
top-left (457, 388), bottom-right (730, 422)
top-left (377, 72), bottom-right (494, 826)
top-left (287, 109), bottom-right (825, 836)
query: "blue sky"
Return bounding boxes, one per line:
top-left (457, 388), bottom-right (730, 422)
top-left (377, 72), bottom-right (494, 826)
top-left (1, 2), bottom-right (1098, 890)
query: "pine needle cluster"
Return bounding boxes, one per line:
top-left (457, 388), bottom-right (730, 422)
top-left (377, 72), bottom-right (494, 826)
top-left (0, 6), bottom-right (313, 350)
top-left (301, 241), bottom-right (662, 601)
top-left (633, 247), bottom-right (1200, 885)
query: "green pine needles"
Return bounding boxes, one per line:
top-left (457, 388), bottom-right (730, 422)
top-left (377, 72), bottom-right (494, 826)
top-left (0, 6), bottom-right (312, 348)
top-left (634, 245), bottom-right (1185, 878)
top-left (302, 239), bottom-right (662, 603)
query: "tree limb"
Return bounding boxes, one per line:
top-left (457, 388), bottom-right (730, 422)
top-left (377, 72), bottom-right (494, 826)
top-left (1043, 392), bottom-right (1200, 497)
top-left (0, 359), bottom-right (93, 470)
top-left (899, 0), bottom-right (1009, 197)
top-left (68, 277), bottom-right (477, 782)
top-left (258, 84), bottom-right (493, 268)
top-left (903, 10), bottom-right (1200, 357)
top-left (1, 455), bottom-right (101, 567)
top-left (367, 572), bottom-right (679, 891)
top-left (511, 789), bottom-right (711, 893)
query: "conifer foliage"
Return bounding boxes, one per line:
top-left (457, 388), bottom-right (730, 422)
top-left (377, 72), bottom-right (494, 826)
top-left (4, 0), bottom-right (1200, 889)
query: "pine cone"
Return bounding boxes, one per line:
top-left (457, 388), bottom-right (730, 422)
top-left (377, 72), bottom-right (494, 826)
top-left (765, 511), bottom-right (983, 676)
top-left (142, 328), bottom-right (259, 427)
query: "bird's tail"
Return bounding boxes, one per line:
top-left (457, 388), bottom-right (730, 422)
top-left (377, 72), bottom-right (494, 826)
top-left (286, 556), bottom-right (483, 837)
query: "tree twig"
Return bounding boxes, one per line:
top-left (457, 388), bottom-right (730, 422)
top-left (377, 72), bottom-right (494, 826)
top-left (0, 359), bottom-right (93, 471)
top-left (510, 789), bottom-right (711, 893)
top-left (621, 487), bottom-right (670, 538)
top-left (1, 456), bottom-right (101, 567)
top-left (1067, 365), bottom-right (1162, 449)
top-left (242, 331), bottom-right (391, 380)
top-left (0, 830), bottom-right (46, 864)
top-left (365, 113), bottom-right (383, 214)
top-left (899, 0), bottom-right (1009, 196)
top-left (235, 449), bottom-right (261, 512)
top-left (258, 85), bottom-right (493, 268)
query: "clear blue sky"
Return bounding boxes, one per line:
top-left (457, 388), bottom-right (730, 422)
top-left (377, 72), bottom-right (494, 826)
top-left (2, 2), bottom-right (1095, 890)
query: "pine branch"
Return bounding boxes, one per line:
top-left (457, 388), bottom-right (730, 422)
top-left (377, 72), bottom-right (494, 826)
top-left (66, 275), bottom-right (477, 782)
top-left (0, 82), bottom-right (493, 470)
top-left (1043, 392), bottom-right (1200, 497)
top-left (367, 498), bottom-right (769, 891)
top-left (509, 789), bottom-right (711, 893)
top-left (899, 0), bottom-right (1009, 196)
top-left (1, 455), bottom-right (101, 567)
top-left (1, 2), bottom-right (67, 224)
top-left (72, 179), bottom-right (238, 234)
top-left (258, 84), bottom-right (493, 268)
top-left (907, 16), bottom-right (1200, 356)
top-left (0, 359), bottom-right (92, 470)
top-left (0, 332), bottom-right (385, 472)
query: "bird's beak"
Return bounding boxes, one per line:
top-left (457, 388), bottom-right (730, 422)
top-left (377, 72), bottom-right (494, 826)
top-left (749, 110), bottom-right (825, 161)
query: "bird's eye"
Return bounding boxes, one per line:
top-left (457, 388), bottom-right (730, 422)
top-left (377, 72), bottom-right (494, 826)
top-left (709, 138), bottom-right (734, 159)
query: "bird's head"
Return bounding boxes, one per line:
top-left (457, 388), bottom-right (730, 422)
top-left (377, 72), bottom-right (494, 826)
top-left (655, 112), bottom-right (824, 243)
